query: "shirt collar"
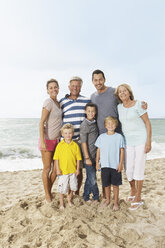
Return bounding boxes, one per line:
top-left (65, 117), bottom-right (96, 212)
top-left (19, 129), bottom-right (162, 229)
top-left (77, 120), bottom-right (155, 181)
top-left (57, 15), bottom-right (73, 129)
top-left (61, 139), bottom-right (74, 145)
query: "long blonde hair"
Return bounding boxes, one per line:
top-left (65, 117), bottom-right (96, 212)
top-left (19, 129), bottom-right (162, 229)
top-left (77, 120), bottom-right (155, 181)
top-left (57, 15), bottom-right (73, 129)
top-left (115, 84), bottom-right (134, 103)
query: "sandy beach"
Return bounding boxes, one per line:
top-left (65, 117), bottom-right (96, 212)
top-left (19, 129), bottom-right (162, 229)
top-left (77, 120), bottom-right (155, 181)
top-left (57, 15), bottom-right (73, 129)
top-left (0, 158), bottom-right (165, 248)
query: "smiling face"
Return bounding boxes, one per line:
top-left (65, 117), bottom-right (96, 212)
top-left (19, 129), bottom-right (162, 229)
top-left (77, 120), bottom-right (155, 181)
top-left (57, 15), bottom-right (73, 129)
top-left (92, 73), bottom-right (106, 92)
top-left (85, 106), bottom-right (96, 121)
top-left (118, 85), bottom-right (131, 102)
top-left (47, 82), bottom-right (59, 98)
top-left (68, 80), bottom-right (81, 98)
top-left (105, 120), bottom-right (116, 133)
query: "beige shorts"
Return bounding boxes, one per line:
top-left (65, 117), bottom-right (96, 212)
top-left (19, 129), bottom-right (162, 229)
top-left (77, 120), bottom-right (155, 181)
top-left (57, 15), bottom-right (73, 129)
top-left (125, 144), bottom-right (146, 181)
top-left (57, 173), bottom-right (78, 194)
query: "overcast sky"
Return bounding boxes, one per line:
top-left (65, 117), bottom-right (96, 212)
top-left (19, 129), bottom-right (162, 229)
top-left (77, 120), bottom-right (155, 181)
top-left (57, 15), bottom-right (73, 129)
top-left (0, 0), bottom-right (164, 118)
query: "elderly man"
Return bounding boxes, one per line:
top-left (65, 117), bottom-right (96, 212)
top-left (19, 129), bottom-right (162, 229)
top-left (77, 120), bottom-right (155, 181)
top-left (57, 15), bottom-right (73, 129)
top-left (60, 77), bottom-right (90, 195)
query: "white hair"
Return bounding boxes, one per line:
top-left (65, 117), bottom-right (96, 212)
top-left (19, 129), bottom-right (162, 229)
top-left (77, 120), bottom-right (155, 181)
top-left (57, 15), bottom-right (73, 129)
top-left (69, 76), bottom-right (83, 86)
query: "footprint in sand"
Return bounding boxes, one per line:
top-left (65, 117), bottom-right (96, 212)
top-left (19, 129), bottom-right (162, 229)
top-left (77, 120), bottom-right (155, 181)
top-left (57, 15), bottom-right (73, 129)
top-left (156, 191), bottom-right (163, 196)
top-left (20, 201), bottom-right (29, 210)
top-left (20, 217), bottom-right (31, 227)
top-left (78, 233), bottom-right (87, 239)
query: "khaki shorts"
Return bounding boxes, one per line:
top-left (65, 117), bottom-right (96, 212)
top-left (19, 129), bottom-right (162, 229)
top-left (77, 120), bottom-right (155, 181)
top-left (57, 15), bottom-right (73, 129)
top-left (57, 173), bottom-right (78, 194)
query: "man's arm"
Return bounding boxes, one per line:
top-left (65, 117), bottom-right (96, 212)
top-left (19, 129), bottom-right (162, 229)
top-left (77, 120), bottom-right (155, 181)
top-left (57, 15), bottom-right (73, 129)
top-left (141, 101), bottom-right (148, 110)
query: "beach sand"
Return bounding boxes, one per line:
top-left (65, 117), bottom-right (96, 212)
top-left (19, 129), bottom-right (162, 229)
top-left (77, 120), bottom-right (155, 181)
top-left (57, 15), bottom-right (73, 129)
top-left (0, 159), bottom-right (165, 248)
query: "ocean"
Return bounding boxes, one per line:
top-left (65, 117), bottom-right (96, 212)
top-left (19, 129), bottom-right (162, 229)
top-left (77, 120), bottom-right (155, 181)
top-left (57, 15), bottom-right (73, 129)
top-left (0, 118), bottom-right (165, 172)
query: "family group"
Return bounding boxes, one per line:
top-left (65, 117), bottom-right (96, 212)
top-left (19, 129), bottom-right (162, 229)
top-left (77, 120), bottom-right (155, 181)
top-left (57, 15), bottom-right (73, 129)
top-left (38, 69), bottom-right (152, 211)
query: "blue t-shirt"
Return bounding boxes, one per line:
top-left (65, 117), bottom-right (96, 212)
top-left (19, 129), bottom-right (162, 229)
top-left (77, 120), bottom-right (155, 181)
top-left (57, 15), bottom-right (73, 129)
top-left (95, 132), bottom-right (125, 169)
top-left (117, 100), bottom-right (147, 146)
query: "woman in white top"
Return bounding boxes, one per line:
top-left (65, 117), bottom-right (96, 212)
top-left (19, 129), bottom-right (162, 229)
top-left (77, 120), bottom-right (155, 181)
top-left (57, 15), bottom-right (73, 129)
top-left (39, 79), bottom-right (62, 202)
top-left (115, 84), bottom-right (151, 210)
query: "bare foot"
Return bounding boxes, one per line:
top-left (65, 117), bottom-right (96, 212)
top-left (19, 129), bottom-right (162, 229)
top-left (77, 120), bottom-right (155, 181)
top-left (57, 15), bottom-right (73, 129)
top-left (86, 200), bottom-right (92, 204)
top-left (113, 204), bottom-right (119, 211)
top-left (68, 202), bottom-right (73, 207)
top-left (59, 205), bottom-right (65, 210)
top-left (92, 200), bottom-right (99, 205)
top-left (129, 201), bottom-right (144, 211)
top-left (45, 194), bottom-right (52, 203)
top-left (67, 195), bottom-right (73, 206)
top-left (102, 201), bottom-right (110, 208)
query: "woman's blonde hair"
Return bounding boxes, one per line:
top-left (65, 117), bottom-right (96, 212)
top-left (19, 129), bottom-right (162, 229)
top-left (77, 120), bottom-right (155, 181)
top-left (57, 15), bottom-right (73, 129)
top-left (104, 116), bottom-right (118, 127)
top-left (114, 83), bottom-right (134, 103)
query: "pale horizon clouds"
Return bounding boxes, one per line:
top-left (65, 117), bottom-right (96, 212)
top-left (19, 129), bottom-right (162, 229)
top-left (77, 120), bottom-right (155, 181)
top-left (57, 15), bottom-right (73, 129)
top-left (0, 0), bottom-right (165, 118)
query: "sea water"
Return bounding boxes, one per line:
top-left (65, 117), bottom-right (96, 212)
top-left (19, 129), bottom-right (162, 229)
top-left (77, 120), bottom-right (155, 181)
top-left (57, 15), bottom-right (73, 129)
top-left (0, 118), bottom-right (165, 172)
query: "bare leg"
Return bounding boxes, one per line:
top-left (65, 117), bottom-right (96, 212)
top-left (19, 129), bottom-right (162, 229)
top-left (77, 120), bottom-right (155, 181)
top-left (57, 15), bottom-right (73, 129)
top-left (134, 180), bottom-right (143, 202)
top-left (103, 185), bottom-right (111, 206)
top-left (50, 162), bottom-right (57, 192)
top-left (41, 150), bottom-right (54, 202)
top-left (59, 194), bottom-right (64, 210)
top-left (67, 190), bottom-right (73, 206)
top-left (129, 179), bottom-right (136, 196)
top-left (102, 186), bottom-right (106, 199)
top-left (75, 169), bottom-right (83, 195)
top-left (113, 185), bottom-right (119, 211)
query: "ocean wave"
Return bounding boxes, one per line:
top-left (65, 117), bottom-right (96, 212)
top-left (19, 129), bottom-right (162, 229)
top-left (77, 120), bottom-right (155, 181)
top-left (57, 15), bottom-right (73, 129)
top-left (0, 141), bottom-right (165, 172)
top-left (0, 147), bottom-right (40, 159)
top-left (147, 141), bottom-right (165, 160)
top-left (0, 158), bottom-right (43, 172)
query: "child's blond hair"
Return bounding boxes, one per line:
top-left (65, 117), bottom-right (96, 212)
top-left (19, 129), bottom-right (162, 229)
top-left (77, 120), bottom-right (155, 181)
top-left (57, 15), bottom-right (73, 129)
top-left (60, 123), bottom-right (74, 133)
top-left (104, 116), bottom-right (118, 127)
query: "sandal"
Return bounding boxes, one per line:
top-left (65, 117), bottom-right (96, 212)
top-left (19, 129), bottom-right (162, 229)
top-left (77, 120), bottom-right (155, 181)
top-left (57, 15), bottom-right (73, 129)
top-left (126, 196), bottom-right (135, 202)
top-left (129, 201), bottom-right (144, 211)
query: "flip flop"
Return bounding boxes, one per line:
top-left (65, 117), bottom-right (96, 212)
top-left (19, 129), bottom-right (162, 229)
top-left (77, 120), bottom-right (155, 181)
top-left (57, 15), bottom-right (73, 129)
top-left (126, 196), bottom-right (135, 202)
top-left (129, 201), bottom-right (144, 211)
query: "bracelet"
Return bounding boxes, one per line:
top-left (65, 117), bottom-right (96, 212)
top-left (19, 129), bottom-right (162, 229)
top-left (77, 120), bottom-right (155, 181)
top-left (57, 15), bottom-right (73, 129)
top-left (85, 157), bottom-right (89, 159)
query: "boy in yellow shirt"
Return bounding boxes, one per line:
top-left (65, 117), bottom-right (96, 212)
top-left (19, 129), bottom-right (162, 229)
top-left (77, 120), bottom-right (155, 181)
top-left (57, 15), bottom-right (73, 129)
top-left (53, 124), bottom-right (82, 210)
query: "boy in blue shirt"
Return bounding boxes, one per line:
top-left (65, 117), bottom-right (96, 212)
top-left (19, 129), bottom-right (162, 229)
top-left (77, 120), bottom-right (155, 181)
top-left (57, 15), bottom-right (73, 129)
top-left (95, 116), bottom-right (125, 210)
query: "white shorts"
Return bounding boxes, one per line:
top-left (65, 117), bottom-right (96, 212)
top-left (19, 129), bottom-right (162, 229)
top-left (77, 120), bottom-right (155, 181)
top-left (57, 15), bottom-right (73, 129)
top-left (57, 173), bottom-right (78, 194)
top-left (125, 144), bottom-right (146, 181)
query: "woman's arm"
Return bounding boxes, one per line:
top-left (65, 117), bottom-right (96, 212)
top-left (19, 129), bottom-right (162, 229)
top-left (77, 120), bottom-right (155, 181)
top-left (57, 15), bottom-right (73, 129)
top-left (39, 108), bottom-right (50, 151)
top-left (141, 112), bottom-right (152, 153)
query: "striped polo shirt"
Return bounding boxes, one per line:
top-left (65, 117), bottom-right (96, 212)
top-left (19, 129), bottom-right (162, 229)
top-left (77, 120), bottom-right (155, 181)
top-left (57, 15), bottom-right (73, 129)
top-left (60, 95), bottom-right (91, 140)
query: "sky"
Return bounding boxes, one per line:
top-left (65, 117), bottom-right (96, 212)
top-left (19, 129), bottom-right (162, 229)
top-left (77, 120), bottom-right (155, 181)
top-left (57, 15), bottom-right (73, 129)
top-left (0, 0), bottom-right (164, 118)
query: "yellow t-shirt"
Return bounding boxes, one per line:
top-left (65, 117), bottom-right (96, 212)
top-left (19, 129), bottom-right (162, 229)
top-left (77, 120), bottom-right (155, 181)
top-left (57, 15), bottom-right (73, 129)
top-left (53, 140), bottom-right (82, 175)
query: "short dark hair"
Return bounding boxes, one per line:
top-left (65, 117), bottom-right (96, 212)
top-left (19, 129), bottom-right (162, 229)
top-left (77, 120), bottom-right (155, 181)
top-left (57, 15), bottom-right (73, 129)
top-left (85, 102), bottom-right (98, 119)
top-left (85, 102), bottom-right (97, 111)
top-left (92, 69), bottom-right (105, 80)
